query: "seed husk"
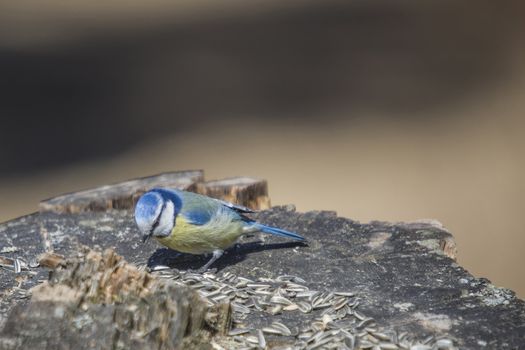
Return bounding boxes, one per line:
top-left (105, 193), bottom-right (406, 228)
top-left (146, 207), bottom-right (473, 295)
top-left (268, 304), bottom-right (283, 315)
top-left (257, 329), bottom-right (266, 348)
top-left (245, 335), bottom-right (259, 344)
top-left (147, 269), bottom-right (454, 350)
top-left (271, 322), bottom-right (292, 336)
top-left (228, 328), bottom-right (251, 336)
top-left (283, 304), bottom-right (299, 311)
top-left (297, 301), bottom-right (313, 313)
top-left (270, 295), bottom-right (293, 305)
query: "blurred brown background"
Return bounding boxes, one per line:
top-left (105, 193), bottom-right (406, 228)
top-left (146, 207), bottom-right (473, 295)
top-left (1, 1), bottom-right (524, 296)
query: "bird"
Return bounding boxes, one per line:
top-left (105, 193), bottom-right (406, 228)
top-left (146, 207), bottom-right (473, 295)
top-left (134, 188), bottom-right (305, 271)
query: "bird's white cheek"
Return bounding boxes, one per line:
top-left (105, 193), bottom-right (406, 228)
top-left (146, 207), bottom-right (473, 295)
top-left (154, 200), bottom-right (175, 237)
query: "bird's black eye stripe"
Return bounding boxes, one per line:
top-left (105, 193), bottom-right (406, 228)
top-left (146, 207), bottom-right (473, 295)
top-left (149, 201), bottom-right (167, 235)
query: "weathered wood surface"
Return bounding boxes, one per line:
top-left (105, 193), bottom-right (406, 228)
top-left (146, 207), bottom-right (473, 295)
top-left (39, 170), bottom-right (205, 214)
top-left (39, 171), bottom-right (270, 214)
top-left (1, 172), bottom-right (524, 349)
top-left (0, 249), bottom-right (220, 350)
top-left (0, 214), bottom-right (48, 331)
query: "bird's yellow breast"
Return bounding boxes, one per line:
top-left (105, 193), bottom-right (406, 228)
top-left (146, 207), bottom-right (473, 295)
top-left (156, 216), bottom-right (245, 255)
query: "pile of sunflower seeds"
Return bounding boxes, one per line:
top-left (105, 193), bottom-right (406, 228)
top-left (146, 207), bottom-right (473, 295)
top-left (149, 267), bottom-right (456, 350)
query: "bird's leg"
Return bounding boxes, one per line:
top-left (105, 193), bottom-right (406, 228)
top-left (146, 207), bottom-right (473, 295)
top-left (197, 249), bottom-right (224, 273)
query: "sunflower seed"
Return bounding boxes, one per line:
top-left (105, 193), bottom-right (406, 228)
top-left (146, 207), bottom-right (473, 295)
top-left (357, 318), bottom-right (376, 329)
top-left (434, 339), bottom-right (454, 349)
top-left (354, 311), bottom-right (366, 321)
top-left (298, 332), bottom-right (313, 340)
top-left (398, 332), bottom-right (408, 341)
top-left (359, 340), bottom-right (376, 349)
top-left (313, 302), bottom-right (332, 310)
top-left (366, 333), bottom-right (380, 344)
top-left (236, 291), bottom-right (250, 299)
top-left (308, 291), bottom-right (322, 302)
top-left (223, 288), bottom-right (236, 296)
top-left (297, 301), bottom-right (313, 313)
top-left (234, 282), bottom-right (248, 289)
top-left (253, 299), bottom-right (265, 311)
top-left (311, 321), bottom-right (325, 332)
top-left (322, 292), bottom-right (335, 303)
top-left (283, 304), bottom-right (299, 311)
top-left (312, 294), bottom-right (323, 306)
top-left (322, 314), bottom-right (334, 327)
top-left (294, 340), bottom-right (308, 349)
top-left (334, 306), bottom-right (348, 319)
top-left (232, 302), bottom-right (251, 314)
top-left (348, 298), bottom-right (360, 308)
top-left (306, 330), bottom-right (325, 343)
top-left (332, 297), bottom-right (349, 310)
top-left (344, 333), bottom-right (356, 349)
top-left (262, 327), bottom-right (283, 335)
top-left (276, 288), bottom-right (290, 297)
top-left (373, 332), bottom-right (393, 342)
top-left (228, 328), bottom-right (251, 336)
top-left (268, 304), bottom-right (283, 315)
top-left (245, 335), bottom-right (259, 344)
top-left (257, 329), bottom-right (266, 348)
top-left (13, 259), bottom-right (21, 273)
top-left (270, 296), bottom-right (293, 305)
top-left (150, 265), bottom-right (171, 271)
top-left (306, 336), bottom-right (334, 350)
top-left (271, 322), bottom-right (292, 336)
top-left (320, 306), bottom-right (336, 316)
top-left (212, 294), bottom-right (229, 302)
top-left (247, 283), bottom-right (271, 289)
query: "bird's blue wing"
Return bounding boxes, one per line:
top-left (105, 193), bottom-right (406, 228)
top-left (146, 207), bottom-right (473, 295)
top-left (176, 190), bottom-right (221, 225)
top-left (156, 188), bottom-right (248, 226)
top-left (213, 198), bottom-right (256, 214)
top-left (182, 206), bottom-right (214, 225)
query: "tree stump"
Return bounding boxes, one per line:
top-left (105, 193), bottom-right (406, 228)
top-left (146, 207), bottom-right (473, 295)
top-left (38, 170), bottom-right (205, 214)
top-left (0, 248), bottom-right (219, 350)
top-left (1, 171), bottom-right (524, 349)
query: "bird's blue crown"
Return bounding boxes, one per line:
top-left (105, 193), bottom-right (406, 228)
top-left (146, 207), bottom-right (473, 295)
top-left (135, 192), bottom-right (163, 223)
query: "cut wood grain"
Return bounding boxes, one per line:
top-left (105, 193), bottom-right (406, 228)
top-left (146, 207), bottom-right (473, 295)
top-left (39, 172), bottom-right (270, 214)
top-left (195, 177), bottom-right (270, 210)
top-left (39, 170), bottom-right (204, 213)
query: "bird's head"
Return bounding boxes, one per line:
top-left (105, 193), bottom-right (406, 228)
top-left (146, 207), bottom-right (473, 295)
top-left (134, 190), bottom-right (176, 242)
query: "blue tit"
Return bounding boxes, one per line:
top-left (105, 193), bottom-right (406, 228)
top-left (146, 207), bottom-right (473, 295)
top-left (134, 188), bottom-right (305, 271)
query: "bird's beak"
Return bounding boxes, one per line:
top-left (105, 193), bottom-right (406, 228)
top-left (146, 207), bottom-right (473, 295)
top-left (142, 230), bottom-right (153, 243)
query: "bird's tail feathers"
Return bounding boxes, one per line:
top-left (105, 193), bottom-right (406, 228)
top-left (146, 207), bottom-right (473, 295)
top-left (253, 223), bottom-right (305, 241)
